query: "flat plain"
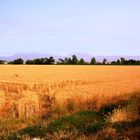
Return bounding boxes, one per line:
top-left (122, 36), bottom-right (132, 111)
top-left (0, 65), bottom-right (140, 139)
top-left (0, 65), bottom-right (140, 95)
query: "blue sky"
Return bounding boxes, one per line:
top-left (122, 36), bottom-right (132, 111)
top-left (0, 0), bottom-right (140, 56)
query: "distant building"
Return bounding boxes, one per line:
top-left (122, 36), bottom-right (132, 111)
top-left (0, 60), bottom-right (7, 64)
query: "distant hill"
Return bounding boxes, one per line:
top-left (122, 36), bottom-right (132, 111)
top-left (0, 53), bottom-right (140, 62)
top-left (0, 53), bottom-right (63, 61)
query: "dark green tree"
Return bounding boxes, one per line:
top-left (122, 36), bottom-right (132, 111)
top-left (48, 56), bottom-right (55, 64)
top-left (68, 58), bottom-right (72, 64)
top-left (116, 59), bottom-right (121, 65)
top-left (71, 55), bottom-right (78, 64)
top-left (120, 57), bottom-right (125, 65)
top-left (33, 58), bottom-right (43, 64)
top-left (90, 57), bottom-right (96, 65)
top-left (102, 58), bottom-right (107, 65)
top-left (9, 58), bottom-right (24, 64)
top-left (25, 60), bottom-right (34, 64)
top-left (79, 58), bottom-right (85, 65)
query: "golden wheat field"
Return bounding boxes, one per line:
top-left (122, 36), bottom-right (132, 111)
top-left (0, 65), bottom-right (140, 139)
top-left (0, 65), bottom-right (140, 118)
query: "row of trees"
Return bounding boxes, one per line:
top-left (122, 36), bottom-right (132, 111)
top-left (5, 57), bottom-right (55, 65)
top-left (1, 55), bottom-right (140, 65)
top-left (26, 57), bottom-right (55, 65)
top-left (111, 58), bottom-right (140, 65)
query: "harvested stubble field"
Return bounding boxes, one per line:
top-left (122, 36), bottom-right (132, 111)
top-left (0, 65), bottom-right (140, 139)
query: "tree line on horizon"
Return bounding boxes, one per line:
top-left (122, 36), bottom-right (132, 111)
top-left (0, 55), bottom-right (140, 65)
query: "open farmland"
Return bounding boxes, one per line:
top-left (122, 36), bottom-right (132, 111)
top-left (0, 65), bottom-right (140, 116)
top-left (0, 65), bottom-right (140, 139)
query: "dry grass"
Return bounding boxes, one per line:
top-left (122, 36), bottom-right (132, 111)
top-left (109, 106), bottom-right (139, 123)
